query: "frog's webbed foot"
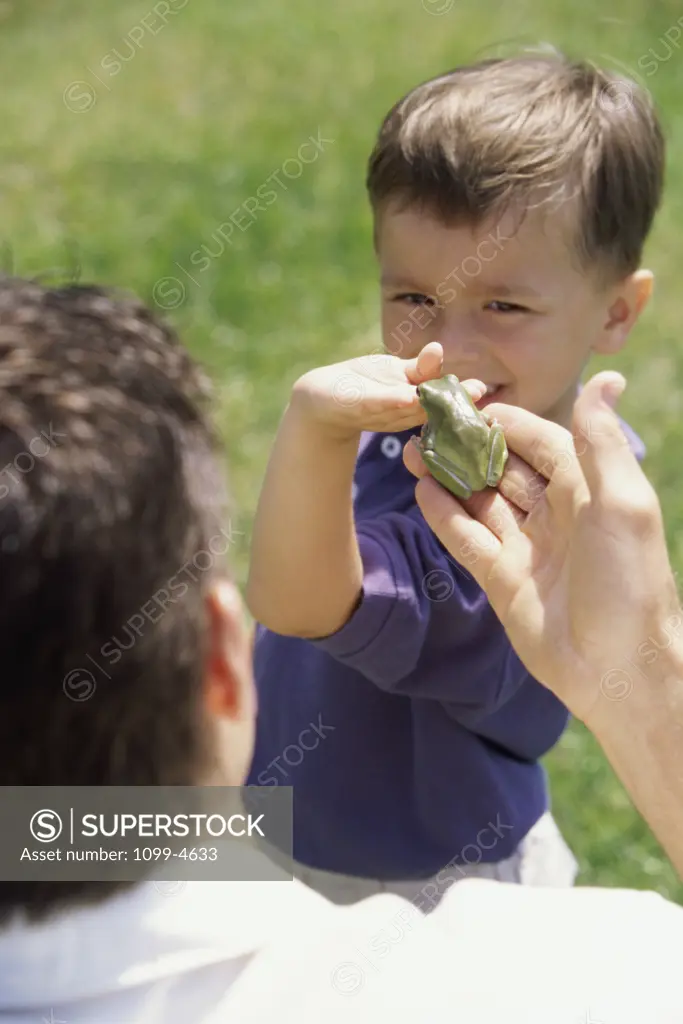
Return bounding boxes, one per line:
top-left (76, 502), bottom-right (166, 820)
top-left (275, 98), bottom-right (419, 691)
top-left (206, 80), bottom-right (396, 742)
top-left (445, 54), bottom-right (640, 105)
top-left (421, 450), bottom-right (472, 500)
top-left (486, 421), bottom-right (508, 487)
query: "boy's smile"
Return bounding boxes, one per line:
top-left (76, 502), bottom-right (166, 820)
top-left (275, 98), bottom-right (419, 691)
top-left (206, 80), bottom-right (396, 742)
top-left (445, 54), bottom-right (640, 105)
top-left (377, 203), bottom-right (652, 428)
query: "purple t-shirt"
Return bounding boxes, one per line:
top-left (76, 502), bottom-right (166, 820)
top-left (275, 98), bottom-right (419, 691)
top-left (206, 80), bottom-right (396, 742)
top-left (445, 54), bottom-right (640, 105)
top-left (247, 419), bottom-right (645, 880)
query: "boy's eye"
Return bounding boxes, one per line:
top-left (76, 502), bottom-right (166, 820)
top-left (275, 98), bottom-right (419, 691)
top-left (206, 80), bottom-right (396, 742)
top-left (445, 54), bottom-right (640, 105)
top-left (486, 300), bottom-right (529, 314)
top-left (394, 293), bottom-right (436, 308)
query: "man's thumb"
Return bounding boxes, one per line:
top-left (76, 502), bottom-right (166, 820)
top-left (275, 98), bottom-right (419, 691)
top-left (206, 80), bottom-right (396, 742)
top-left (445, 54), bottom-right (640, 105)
top-left (573, 372), bottom-right (639, 500)
top-left (598, 372), bottom-right (627, 411)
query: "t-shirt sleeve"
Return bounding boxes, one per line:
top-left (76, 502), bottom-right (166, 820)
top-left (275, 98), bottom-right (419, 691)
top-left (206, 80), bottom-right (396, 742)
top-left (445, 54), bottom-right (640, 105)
top-left (311, 505), bottom-right (527, 708)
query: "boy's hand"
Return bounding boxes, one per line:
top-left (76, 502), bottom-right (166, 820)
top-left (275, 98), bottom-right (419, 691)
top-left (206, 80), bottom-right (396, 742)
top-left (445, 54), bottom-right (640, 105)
top-left (292, 341), bottom-right (486, 440)
top-left (248, 339), bottom-right (485, 638)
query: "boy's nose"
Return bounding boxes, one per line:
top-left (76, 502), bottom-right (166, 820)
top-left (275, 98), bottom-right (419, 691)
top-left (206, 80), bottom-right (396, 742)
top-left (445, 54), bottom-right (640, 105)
top-left (440, 332), bottom-right (486, 368)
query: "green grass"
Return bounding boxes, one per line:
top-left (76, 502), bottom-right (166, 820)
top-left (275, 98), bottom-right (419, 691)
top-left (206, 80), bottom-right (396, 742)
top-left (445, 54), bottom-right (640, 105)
top-left (2, 0), bottom-right (682, 900)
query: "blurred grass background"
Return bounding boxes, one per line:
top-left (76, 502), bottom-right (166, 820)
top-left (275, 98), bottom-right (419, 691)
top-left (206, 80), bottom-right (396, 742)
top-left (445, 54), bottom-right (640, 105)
top-left (2, 0), bottom-right (682, 899)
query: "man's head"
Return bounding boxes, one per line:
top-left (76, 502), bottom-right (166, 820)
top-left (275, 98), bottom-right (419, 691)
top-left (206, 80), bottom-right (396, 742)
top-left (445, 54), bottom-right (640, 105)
top-left (367, 52), bottom-right (665, 426)
top-left (0, 279), bottom-right (255, 921)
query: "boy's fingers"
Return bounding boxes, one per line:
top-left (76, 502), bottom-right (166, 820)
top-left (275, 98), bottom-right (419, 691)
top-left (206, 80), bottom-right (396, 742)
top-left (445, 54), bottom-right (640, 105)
top-left (400, 341), bottom-right (448, 386)
top-left (404, 341), bottom-right (444, 384)
top-left (463, 379), bottom-right (488, 402)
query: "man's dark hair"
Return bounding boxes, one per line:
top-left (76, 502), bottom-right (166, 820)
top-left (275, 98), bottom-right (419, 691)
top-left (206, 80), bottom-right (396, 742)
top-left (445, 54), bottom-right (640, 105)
top-left (0, 278), bottom-right (229, 922)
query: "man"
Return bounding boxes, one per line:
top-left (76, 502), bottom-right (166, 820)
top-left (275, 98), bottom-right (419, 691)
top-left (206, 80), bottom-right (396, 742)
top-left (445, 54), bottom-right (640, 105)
top-left (0, 278), bottom-right (680, 1023)
top-left (403, 368), bottom-right (683, 880)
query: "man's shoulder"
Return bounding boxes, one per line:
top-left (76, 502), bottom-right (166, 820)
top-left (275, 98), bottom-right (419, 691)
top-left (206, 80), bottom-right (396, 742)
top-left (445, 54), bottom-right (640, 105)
top-left (220, 879), bottom-right (683, 1018)
top-left (224, 889), bottom-right (431, 1017)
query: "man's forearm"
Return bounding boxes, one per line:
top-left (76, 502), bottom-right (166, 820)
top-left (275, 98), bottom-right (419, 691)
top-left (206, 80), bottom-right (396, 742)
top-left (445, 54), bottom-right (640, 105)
top-left (589, 637), bottom-right (683, 877)
top-left (246, 398), bottom-right (363, 638)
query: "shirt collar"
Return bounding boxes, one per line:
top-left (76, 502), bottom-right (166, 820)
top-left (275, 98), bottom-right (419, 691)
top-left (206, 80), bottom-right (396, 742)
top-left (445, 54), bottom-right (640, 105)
top-left (0, 869), bottom-right (328, 1010)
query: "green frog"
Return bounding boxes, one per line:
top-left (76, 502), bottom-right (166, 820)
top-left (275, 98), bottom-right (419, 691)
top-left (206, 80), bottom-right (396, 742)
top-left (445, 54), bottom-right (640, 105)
top-left (414, 375), bottom-right (508, 499)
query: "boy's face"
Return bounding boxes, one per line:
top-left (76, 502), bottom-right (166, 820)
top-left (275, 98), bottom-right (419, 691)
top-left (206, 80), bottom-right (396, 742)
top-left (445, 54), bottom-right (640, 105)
top-left (377, 201), bottom-right (650, 428)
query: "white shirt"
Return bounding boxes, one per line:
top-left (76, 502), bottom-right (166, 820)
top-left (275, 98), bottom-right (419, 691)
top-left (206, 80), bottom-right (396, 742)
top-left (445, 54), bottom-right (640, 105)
top-left (0, 870), bottom-right (681, 1023)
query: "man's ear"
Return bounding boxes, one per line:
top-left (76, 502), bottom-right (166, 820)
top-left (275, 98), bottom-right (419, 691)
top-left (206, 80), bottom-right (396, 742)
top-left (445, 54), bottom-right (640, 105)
top-left (204, 580), bottom-right (254, 721)
top-left (593, 269), bottom-right (653, 355)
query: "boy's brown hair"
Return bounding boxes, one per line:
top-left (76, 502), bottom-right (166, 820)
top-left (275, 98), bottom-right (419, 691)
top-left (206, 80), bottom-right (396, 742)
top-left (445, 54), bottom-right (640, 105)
top-left (366, 52), bottom-right (665, 281)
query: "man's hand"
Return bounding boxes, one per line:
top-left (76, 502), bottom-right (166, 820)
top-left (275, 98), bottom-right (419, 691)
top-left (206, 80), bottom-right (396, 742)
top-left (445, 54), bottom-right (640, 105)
top-left (406, 371), bottom-right (683, 875)
top-left (403, 371), bottom-right (680, 728)
top-left (293, 341), bottom-right (486, 441)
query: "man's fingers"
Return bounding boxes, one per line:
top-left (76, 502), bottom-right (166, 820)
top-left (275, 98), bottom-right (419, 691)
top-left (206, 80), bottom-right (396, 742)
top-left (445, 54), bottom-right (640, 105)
top-left (464, 487), bottom-right (528, 536)
top-left (483, 402), bottom-right (585, 517)
top-left (414, 468), bottom-right (536, 614)
top-left (405, 438), bottom-right (527, 535)
top-left (403, 436), bottom-right (429, 479)
top-left (482, 403), bottom-right (574, 480)
top-left (497, 452), bottom-right (547, 514)
top-left (415, 475), bottom-right (502, 580)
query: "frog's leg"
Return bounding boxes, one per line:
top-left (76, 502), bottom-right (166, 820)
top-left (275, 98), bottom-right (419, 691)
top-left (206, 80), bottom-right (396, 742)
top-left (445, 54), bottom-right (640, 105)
top-left (421, 450), bottom-right (472, 500)
top-left (486, 422), bottom-right (508, 487)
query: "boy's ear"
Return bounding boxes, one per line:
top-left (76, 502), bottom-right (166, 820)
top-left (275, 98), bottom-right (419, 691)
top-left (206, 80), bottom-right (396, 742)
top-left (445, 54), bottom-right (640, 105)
top-left (593, 269), bottom-right (654, 355)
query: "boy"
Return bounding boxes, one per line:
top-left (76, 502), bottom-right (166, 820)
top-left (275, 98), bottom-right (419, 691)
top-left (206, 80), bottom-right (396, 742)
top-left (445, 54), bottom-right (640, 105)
top-left (246, 51), bottom-right (664, 907)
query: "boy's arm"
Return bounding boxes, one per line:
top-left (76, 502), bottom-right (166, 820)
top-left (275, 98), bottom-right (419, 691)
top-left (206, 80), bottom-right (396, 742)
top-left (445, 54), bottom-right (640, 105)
top-left (248, 350), bottom-right (541, 722)
top-left (246, 343), bottom-right (451, 638)
top-left (311, 502), bottom-right (537, 713)
top-left (246, 391), bottom-right (363, 638)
